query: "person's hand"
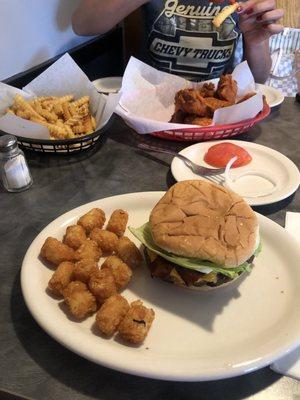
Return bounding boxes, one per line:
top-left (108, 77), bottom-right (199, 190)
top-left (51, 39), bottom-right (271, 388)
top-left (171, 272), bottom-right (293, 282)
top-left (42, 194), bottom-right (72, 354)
top-left (238, 0), bottom-right (284, 45)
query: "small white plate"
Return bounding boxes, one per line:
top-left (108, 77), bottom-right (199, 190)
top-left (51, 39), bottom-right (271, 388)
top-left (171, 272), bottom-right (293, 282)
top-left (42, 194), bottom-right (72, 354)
top-left (255, 83), bottom-right (284, 108)
top-left (21, 192), bottom-right (300, 381)
top-left (171, 140), bottom-right (300, 206)
top-left (93, 77), bottom-right (123, 94)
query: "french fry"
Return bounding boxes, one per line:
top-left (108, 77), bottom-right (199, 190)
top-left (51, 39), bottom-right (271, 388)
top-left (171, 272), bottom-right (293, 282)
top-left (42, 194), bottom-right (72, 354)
top-left (68, 103), bottom-right (77, 117)
top-left (64, 124), bottom-right (75, 138)
top-left (78, 103), bottom-right (89, 116)
top-left (14, 94), bottom-right (46, 122)
top-left (62, 102), bottom-right (72, 121)
top-left (30, 116), bottom-right (48, 126)
top-left (58, 94), bottom-right (74, 103)
top-left (72, 125), bottom-right (86, 135)
top-left (38, 96), bottom-right (56, 103)
top-left (212, 3), bottom-right (239, 28)
top-left (32, 100), bottom-right (58, 123)
top-left (91, 116), bottom-right (96, 130)
top-left (47, 124), bottom-right (68, 139)
top-left (72, 96), bottom-right (89, 108)
top-left (7, 93), bottom-right (96, 140)
top-left (52, 102), bottom-right (64, 117)
top-left (66, 115), bottom-right (82, 126)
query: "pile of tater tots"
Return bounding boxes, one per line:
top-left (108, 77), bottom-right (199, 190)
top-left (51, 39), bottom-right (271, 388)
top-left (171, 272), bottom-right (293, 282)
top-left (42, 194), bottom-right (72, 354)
top-left (40, 208), bottom-right (155, 345)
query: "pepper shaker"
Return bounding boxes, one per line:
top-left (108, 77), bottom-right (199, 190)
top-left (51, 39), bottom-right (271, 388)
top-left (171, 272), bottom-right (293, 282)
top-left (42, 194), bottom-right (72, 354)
top-left (0, 134), bottom-right (33, 192)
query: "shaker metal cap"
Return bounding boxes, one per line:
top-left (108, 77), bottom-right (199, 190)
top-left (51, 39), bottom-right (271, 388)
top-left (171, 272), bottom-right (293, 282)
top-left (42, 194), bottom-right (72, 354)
top-left (0, 134), bottom-right (18, 152)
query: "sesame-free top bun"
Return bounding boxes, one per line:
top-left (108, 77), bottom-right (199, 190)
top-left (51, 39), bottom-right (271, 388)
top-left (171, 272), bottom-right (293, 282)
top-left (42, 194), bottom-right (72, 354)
top-left (149, 180), bottom-right (258, 268)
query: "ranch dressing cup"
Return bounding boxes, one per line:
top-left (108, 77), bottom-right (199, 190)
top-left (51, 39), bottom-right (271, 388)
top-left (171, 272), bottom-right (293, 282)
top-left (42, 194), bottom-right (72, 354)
top-left (0, 134), bottom-right (33, 192)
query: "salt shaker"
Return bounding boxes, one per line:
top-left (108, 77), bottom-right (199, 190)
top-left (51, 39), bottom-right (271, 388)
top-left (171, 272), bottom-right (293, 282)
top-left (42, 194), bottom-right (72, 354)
top-left (0, 135), bottom-right (33, 192)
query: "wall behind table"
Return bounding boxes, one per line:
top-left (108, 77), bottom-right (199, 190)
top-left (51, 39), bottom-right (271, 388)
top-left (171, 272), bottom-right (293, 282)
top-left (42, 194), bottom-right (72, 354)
top-left (0, 0), bottom-right (93, 80)
top-left (276, 0), bottom-right (300, 28)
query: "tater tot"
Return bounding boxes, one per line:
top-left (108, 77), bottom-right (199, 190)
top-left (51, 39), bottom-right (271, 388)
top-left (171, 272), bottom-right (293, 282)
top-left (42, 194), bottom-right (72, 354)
top-left (40, 237), bottom-right (75, 266)
top-left (88, 268), bottom-right (117, 304)
top-left (63, 225), bottom-right (87, 249)
top-left (95, 294), bottom-right (130, 336)
top-left (63, 281), bottom-right (97, 319)
top-left (106, 209), bottom-right (128, 237)
top-left (77, 208), bottom-right (106, 234)
top-left (74, 239), bottom-right (101, 262)
top-left (73, 259), bottom-right (99, 283)
top-left (89, 228), bottom-right (118, 255)
top-left (116, 236), bottom-right (143, 268)
top-left (48, 261), bottom-right (74, 296)
top-left (101, 255), bottom-right (132, 290)
top-left (117, 300), bottom-right (155, 344)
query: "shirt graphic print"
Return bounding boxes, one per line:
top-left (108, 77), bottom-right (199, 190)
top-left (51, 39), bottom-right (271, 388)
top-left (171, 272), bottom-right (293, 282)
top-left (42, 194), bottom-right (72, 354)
top-left (144, 0), bottom-right (240, 80)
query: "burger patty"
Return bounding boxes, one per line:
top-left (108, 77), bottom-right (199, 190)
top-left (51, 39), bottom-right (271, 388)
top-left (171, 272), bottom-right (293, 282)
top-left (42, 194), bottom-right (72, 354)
top-left (144, 248), bottom-right (252, 288)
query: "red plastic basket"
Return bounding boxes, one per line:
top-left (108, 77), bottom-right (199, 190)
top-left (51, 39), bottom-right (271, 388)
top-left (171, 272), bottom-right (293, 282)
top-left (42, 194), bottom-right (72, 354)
top-left (151, 102), bottom-right (270, 142)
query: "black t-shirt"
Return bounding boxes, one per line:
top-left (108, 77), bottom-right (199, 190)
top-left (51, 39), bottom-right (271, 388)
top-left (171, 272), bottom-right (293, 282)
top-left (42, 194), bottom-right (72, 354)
top-left (141, 0), bottom-right (242, 81)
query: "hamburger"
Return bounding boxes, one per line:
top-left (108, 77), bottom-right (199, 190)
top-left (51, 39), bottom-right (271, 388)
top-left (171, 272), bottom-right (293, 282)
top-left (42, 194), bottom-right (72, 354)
top-left (130, 180), bottom-right (261, 290)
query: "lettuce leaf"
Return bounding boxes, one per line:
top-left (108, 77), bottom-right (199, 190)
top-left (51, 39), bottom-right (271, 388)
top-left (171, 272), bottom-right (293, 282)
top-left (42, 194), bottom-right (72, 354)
top-left (254, 241), bottom-right (262, 257)
top-left (129, 223), bottom-right (255, 279)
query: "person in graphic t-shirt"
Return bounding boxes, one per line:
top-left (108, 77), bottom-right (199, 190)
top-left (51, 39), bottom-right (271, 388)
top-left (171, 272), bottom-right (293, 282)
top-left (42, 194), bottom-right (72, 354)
top-left (72, 0), bottom-right (284, 83)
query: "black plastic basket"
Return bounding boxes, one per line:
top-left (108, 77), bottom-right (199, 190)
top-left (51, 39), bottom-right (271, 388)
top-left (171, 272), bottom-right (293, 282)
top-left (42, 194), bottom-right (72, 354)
top-left (0, 117), bottom-right (113, 155)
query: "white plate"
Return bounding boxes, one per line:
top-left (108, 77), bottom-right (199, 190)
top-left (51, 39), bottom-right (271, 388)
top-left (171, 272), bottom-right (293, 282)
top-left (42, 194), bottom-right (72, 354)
top-left (171, 140), bottom-right (300, 207)
top-left (93, 77), bottom-right (123, 94)
top-left (21, 192), bottom-right (300, 381)
top-left (255, 83), bottom-right (284, 108)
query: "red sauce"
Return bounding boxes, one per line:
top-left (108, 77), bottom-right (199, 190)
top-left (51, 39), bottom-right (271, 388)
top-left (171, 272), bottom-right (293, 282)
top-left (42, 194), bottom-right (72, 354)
top-left (204, 142), bottom-right (252, 168)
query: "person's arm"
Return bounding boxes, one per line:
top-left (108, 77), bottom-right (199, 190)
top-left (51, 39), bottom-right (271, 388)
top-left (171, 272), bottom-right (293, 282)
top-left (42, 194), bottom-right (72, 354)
top-left (243, 39), bottom-right (272, 83)
top-left (72, 0), bottom-right (149, 36)
top-left (238, 0), bottom-right (284, 83)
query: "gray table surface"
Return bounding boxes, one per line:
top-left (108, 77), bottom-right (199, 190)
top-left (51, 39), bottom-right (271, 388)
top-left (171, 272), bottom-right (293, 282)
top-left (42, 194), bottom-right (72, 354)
top-left (1, 97), bottom-right (300, 400)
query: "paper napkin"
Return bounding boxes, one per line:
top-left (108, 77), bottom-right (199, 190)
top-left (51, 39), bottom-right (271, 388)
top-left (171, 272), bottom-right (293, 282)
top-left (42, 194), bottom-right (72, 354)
top-left (270, 212), bottom-right (300, 380)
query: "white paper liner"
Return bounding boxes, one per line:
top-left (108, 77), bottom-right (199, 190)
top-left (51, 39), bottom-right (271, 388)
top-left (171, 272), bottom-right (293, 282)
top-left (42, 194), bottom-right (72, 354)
top-left (0, 53), bottom-right (117, 140)
top-left (116, 57), bottom-right (264, 135)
